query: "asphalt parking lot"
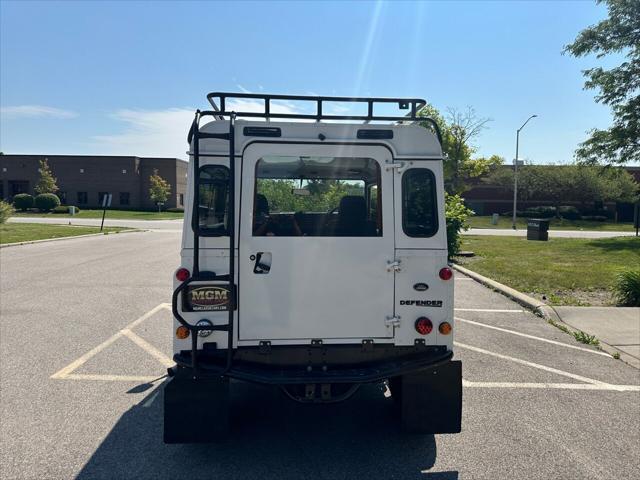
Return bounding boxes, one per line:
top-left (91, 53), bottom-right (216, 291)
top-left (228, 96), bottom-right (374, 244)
top-left (1, 231), bottom-right (639, 480)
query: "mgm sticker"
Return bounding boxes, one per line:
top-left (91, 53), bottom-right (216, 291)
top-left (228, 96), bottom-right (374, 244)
top-left (185, 286), bottom-right (231, 311)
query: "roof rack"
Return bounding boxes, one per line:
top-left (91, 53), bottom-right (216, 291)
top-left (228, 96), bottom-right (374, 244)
top-left (202, 92), bottom-right (442, 144)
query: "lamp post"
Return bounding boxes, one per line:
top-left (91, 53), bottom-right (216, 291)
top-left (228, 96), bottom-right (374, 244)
top-left (511, 114), bottom-right (537, 229)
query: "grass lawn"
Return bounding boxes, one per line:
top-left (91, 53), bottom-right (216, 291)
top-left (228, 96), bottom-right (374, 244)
top-left (11, 209), bottom-right (184, 221)
top-left (467, 215), bottom-right (634, 232)
top-left (0, 223), bottom-right (131, 245)
top-left (457, 235), bottom-right (640, 306)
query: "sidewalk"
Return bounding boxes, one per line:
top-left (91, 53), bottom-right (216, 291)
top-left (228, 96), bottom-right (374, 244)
top-left (464, 228), bottom-right (637, 239)
top-left (554, 307), bottom-right (640, 367)
top-left (8, 216), bottom-right (183, 231)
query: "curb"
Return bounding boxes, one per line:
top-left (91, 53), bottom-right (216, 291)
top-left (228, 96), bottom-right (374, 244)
top-left (452, 263), bottom-right (638, 368)
top-left (451, 263), bottom-right (560, 322)
top-left (0, 229), bottom-right (143, 249)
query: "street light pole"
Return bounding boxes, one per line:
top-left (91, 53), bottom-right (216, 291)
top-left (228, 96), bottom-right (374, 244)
top-left (512, 114), bottom-right (537, 229)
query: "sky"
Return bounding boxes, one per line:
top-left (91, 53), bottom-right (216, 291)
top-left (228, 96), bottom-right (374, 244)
top-left (0, 0), bottom-right (620, 163)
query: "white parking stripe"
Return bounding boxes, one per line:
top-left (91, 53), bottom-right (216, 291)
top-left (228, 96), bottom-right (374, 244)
top-left (456, 317), bottom-right (611, 357)
top-left (63, 374), bottom-right (159, 382)
top-left (463, 380), bottom-right (640, 392)
top-left (455, 341), bottom-right (609, 385)
top-left (455, 308), bottom-right (523, 313)
top-left (121, 329), bottom-right (174, 367)
top-left (142, 390), bottom-right (161, 407)
top-left (51, 303), bottom-right (171, 380)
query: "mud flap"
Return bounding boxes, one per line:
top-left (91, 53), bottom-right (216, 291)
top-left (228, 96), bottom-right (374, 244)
top-left (400, 360), bottom-right (462, 434)
top-left (163, 374), bottom-right (229, 443)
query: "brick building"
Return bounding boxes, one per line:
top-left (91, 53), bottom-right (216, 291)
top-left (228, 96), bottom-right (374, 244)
top-left (0, 154), bottom-right (188, 210)
top-left (463, 165), bottom-right (640, 221)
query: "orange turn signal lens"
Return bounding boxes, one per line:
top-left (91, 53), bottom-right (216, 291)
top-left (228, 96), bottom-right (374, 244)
top-left (176, 326), bottom-right (190, 339)
top-left (438, 322), bottom-right (452, 335)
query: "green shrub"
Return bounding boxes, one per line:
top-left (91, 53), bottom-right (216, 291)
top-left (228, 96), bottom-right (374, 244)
top-left (34, 193), bottom-right (61, 212)
top-left (446, 193), bottom-right (474, 258)
top-left (613, 270), bottom-right (640, 306)
top-left (580, 215), bottom-right (607, 222)
top-left (52, 205), bottom-right (81, 214)
top-left (13, 193), bottom-right (34, 211)
top-left (166, 207), bottom-right (184, 213)
top-left (523, 206), bottom-right (556, 218)
top-left (558, 205), bottom-right (580, 220)
top-left (0, 200), bottom-right (14, 224)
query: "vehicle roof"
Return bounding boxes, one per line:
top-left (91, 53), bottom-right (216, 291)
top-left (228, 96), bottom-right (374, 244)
top-left (190, 120), bottom-right (443, 159)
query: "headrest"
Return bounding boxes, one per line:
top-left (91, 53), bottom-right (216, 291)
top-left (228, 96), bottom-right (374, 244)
top-left (339, 196), bottom-right (366, 219)
top-left (255, 194), bottom-right (269, 215)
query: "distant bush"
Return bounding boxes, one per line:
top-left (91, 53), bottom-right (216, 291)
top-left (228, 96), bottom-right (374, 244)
top-left (0, 200), bottom-right (14, 224)
top-left (34, 193), bottom-right (61, 212)
top-left (580, 215), bottom-right (608, 222)
top-left (522, 206), bottom-right (556, 218)
top-left (613, 270), bottom-right (640, 307)
top-left (558, 206), bottom-right (580, 220)
top-left (53, 205), bottom-right (81, 214)
top-left (13, 193), bottom-right (34, 211)
top-left (446, 193), bottom-right (474, 258)
top-left (166, 207), bottom-right (184, 213)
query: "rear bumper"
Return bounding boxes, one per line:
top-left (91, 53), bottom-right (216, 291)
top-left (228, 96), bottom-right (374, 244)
top-left (173, 344), bottom-right (453, 385)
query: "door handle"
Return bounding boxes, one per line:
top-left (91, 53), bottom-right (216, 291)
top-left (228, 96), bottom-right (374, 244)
top-left (253, 252), bottom-right (272, 274)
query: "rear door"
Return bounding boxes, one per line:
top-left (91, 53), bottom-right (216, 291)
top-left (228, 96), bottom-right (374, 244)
top-left (238, 143), bottom-right (395, 342)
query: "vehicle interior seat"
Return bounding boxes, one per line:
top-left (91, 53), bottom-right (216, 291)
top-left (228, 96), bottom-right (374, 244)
top-left (335, 195), bottom-right (375, 236)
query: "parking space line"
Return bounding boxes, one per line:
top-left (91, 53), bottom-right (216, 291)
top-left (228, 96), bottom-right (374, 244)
top-left (455, 308), bottom-right (523, 313)
top-left (455, 341), bottom-right (609, 385)
top-left (456, 316), bottom-right (611, 357)
top-left (463, 380), bottom-right (640, 392)
top-left (63, 374), bottom-right (159, 382)
top-left (142, 390), bottom-right (161, 408)
top-left (51, 303), bottom-right (170, 380)
top-left (121, 329), bottom-right (174, 367)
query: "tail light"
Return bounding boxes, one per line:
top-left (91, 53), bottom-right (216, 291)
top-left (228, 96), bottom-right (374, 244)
top-left (415, 317), bottom-right (433, 335)
top-left (439, 267), bottom-right (453, 280)
top-left (439, 322), bottom-right (452, 335)
top-left (176, 326), bottom-right (190, 339)
top-left (175, 268), bottom-right (190, 282)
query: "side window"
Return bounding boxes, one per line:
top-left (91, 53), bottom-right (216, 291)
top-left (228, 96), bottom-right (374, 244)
top-left (194, 165), bottom-right (229, 236)
top-left (402, 169), bottom-right (438, 237)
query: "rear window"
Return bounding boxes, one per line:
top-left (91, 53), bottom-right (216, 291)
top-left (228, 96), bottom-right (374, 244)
top-left (402, 168), bottom-right (438, 237)
top-left (253, 155), bottom-right (382, 237)
top-left (194, 165), bottom-right (229, 236)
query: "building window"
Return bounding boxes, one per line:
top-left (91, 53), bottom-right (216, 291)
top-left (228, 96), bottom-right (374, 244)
top-left (119, 192), bottom-right (130, 206)
top-left (179, 193), bottom-right (184, 206)
top-left (58, 191), bottom-right (67, 204)
top-left (2, 167), bottom-right (6, 173)
top-left (77, 192), bottom-right (88, 204)
top-left (122, 169), bottom-right (127, 174)
top-left (98, 192), bottom-right (109, 206)
top-left (79, 168), bottom-right (84, 174)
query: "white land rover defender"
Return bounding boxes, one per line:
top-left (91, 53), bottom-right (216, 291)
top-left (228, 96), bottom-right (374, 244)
top-left (165, 93), bottom-right (462, 443)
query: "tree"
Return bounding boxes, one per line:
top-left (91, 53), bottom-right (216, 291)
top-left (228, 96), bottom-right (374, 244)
top-left (149, 169), bottom-right (171, 211)
top-left (34, 158), bottom-right (58, 194)
top-left (489, 164), bottom-right (639, 214)
top-left (564, 0), bottom-right (640, 165)
top-left (419, 104), bottom-right (501, 194)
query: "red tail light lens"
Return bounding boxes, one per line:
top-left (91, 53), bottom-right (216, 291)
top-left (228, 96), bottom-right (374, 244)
top-left (175, 268), bottom-right (190, 282)
top-left (439, 267), bottom-right (453, 280)
top-left (415, 317), bottom-right (433, 335)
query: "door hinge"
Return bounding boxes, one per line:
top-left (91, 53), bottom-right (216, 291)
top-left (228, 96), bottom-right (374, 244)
top-left (385, 315), bottom-right (401, 328)
top-left (384, 159), bottom-right (412, 173)
top-left (386, 259), bottom-right (401, 272)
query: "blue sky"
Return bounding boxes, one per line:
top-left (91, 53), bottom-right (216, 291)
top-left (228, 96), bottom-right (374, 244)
top-left (0, 0), bottom-right (617, 163)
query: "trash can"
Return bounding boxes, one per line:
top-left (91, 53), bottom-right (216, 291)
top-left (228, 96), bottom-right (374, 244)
top-left (527, 218), bottom-right (550, 241)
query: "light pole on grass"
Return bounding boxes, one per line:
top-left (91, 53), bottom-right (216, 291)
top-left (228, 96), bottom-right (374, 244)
top-left (512, 114), bottom-right (537, 230)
